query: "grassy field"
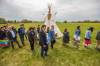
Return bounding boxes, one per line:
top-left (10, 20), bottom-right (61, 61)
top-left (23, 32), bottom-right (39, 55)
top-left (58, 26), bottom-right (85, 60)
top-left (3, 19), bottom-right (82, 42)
top-left (0, 23), bottom-right (100, 66)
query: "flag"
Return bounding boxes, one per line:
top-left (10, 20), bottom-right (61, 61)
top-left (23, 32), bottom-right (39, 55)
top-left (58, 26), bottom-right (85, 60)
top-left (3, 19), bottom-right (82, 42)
top-left (0, 40), bottom-right (9, 47)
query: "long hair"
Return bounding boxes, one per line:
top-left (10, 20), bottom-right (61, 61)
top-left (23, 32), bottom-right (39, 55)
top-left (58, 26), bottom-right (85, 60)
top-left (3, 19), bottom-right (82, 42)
top-left (88, 27), bottom-right (94, 32)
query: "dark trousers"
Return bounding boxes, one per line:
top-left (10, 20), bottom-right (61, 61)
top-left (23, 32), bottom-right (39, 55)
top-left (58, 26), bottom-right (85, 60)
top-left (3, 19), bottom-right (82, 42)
top-left (25, 34), bottom-right (27, 40)
top-left (51, 39), bottom-right (56, 49)
top-left (29, 40), bottom-right (34, 51)
top-left (19, 34), bottom-right (25, 46)
top-left (41, 45), bottom-right (48, 57)
top-left (96, 40), bottom-right (100, 49)
top-left (9, 38), bottom-right (21, 48)
top-left (51, 43), bottom-right (54, 49)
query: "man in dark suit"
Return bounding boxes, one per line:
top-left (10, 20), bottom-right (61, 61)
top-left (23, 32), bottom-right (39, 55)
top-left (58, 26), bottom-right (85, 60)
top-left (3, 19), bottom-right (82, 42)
top-left (7, 26), bottom-right (21, 49)
top-left (39, 25), bottom-right (48, 58)
top-left (18, 24), bottom-right (25, 46)
top-left (28, 27), bottom-right (35, 52)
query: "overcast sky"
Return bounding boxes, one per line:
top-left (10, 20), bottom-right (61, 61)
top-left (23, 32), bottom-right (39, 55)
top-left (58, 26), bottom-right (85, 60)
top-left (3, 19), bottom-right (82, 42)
top-left (0, 0), bottom-right (100, 21)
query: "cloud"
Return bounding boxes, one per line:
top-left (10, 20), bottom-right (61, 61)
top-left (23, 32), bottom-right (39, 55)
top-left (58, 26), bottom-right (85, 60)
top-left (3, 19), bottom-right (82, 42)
top-left (0, 0), bottom-right (100, 21)
top-left (56, 0), bottom-right (100, 21)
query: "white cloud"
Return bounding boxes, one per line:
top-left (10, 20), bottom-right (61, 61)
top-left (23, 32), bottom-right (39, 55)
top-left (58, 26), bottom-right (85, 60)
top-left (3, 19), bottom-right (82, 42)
top-left (0, 0), bottom-right (100, 21)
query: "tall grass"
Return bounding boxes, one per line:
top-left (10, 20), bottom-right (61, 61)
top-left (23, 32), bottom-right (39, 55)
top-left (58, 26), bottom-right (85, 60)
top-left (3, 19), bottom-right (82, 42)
top-left (0, 23), bottom-right (100, 66)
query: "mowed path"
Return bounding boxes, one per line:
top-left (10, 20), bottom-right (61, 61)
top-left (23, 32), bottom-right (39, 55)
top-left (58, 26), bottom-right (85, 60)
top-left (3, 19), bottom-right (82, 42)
top-left (0, 23), bottom-right (100, 66)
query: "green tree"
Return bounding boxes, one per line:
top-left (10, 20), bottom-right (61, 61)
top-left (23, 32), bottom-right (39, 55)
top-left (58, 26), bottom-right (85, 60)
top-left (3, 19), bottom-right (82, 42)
top-left (0, 18), bottom-right (6, 24)
top-left (64, 20), bottom-right (67, 23)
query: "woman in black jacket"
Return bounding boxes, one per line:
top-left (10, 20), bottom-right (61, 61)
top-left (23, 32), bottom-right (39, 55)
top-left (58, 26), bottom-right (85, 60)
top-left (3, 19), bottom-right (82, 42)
top-left (63, 28), bottom-right (70, 46)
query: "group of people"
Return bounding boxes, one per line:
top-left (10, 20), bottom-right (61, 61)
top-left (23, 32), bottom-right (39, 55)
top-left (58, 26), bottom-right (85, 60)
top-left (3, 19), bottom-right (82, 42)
top-left (63, 26), bottom-right (100, 50)
top-left (0, 24), bottom-right (100, 58)
top-left (0, 24), bottom-right (56, 57)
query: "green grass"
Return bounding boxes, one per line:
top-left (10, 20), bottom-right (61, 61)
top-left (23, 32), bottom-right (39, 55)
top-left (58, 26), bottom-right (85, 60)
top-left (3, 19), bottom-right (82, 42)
top-left (0, 23), bottom-right (100, 66)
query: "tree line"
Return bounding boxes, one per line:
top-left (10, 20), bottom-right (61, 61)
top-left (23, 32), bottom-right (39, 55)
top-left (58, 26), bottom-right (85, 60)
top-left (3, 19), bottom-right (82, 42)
top-left (0, 18), bottom-right (100, 24)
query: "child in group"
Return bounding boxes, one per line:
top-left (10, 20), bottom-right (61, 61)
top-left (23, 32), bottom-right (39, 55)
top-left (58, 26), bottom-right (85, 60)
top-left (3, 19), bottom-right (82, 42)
top-left (84, 27), bottom-right (94, 48)
top-left (96, 31), bottom-right (100, 50)
top-left (73, 26), bottom-right (81, 48)
top-left (62, 28), bottom-right (70, 46)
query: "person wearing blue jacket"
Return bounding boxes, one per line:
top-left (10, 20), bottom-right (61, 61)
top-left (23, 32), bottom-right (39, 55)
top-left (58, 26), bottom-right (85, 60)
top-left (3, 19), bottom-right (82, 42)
top-left (18, 24), bottom-right (25, 46)
top-left (49, 25), bottom-right (56, 49)
top-left (84, 27), bottom-right (94, 48)
top-left (73, 26), bottom-right (81, 48)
